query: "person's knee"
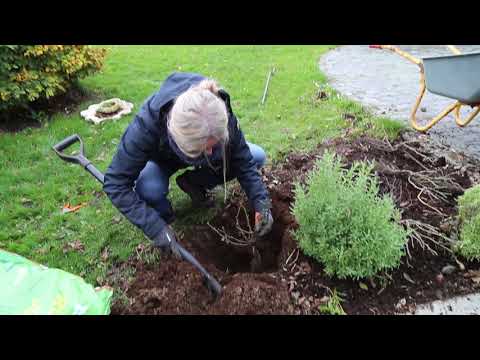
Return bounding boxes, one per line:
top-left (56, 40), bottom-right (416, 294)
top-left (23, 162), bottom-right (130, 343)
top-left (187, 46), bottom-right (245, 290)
top-left (248, 143), bottom-right (267, 169)
top-left (135, 162), bottom-right (171, 207)
top-left (135, 177), bottom-right (169, 206)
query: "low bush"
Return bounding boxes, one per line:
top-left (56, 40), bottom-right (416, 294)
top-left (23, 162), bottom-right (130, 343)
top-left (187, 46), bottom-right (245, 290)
top-left (0, 45), bottom-right (106, 114)
top-left (455, 185), bottom-right (480, 260)
top-left (292, 151), bottom-right (408, 279)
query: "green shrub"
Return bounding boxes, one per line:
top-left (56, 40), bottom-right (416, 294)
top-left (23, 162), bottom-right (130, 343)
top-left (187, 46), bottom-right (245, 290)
top-left (0, 45), bottom-right (106, 112)
top-left (455, 185), bottom-right (480, 260)
top-left (292, 151), bottom-right (408, 279)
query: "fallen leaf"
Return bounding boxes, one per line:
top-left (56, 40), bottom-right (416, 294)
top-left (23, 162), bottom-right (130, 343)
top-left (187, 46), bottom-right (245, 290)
top-left (454, 258), bottom-right (466, 271)
top-left (463, 270), bottom-right (480, 284)
top-left (21, 197), bottom-right (33, 206)
top-left (63, 240), bottom-right (85, 253)
top-left (359, 282), bottom-right (369, 291)
top-left (112, 216), bottom-right (122, 224)
top-left (316, 90), bottom-right (328, 100)
top-left (136, 243), bottom-right (146, 253)
top-left (36, 246), bottom-right (51, 255)
top-left (403, 272), bottom-right (416, 284)
top-left (464, 270), bottom-right (480, 278)
top-left (95, 151), bottom-right (106, 162)
top-left (101, 247), bottom-right (109, 261)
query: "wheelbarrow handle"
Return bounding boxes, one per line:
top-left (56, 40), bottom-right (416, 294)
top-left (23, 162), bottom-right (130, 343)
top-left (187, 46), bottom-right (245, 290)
top-left (369, 45), bottom-right (422, 66)
top-left (455, 103), bottom-right (480, 127)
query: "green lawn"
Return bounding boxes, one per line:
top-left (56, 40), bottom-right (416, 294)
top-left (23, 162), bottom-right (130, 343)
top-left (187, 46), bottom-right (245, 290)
top-left (0, 45), bottom-right (404, 285)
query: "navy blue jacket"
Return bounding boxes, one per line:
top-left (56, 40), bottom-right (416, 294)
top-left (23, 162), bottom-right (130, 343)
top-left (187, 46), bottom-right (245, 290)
top-left (103, 72), bottom-right (270, 240)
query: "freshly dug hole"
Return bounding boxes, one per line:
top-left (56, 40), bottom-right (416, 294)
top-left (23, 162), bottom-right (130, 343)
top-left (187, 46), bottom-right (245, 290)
top-left (110, 132), bottom-right (480, 315)
top-left (185, 191), bottom-right (291, 274)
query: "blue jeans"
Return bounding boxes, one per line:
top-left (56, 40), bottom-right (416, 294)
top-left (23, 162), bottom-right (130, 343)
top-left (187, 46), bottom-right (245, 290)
top-left (135, 142), bottom-right (266, 220)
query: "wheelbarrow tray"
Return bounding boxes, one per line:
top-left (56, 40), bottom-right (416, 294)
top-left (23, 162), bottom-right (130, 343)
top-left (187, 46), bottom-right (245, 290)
top-left (423, 52), bottom-right (480, 105)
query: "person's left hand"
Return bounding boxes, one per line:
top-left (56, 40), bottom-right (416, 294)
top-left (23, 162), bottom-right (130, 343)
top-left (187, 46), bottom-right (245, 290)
top-left (255, 209), bottom-right (273, 237)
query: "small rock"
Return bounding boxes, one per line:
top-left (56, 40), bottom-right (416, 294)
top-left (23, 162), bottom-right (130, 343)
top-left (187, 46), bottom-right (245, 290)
top-left (319, 296), bottom-right (330, 304)
top-left (395, 298), bottom-right (407, 309)
top-left (439, 222), bottom-right (452, 234)
top-left (435, 289), bottom-right (443, 300)
top-left (234, 287), bottom-right (243, 296)
top-left (435, 273), bottom-right (444, 285)
top-left (300, 262), bottom-right (311, 273)
top-left (442, 265), bottom-right (457, 275)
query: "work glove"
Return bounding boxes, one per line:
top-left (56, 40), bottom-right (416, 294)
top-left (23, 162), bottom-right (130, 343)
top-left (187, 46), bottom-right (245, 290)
top-left (152, 225), bottom-right (182, 259)
top-left (254, 199), bottom-right (274, 237)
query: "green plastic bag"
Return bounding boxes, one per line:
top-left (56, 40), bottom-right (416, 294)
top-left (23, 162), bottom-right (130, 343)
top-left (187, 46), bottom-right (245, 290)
top-left (0, 250), bottom-right (113, 315)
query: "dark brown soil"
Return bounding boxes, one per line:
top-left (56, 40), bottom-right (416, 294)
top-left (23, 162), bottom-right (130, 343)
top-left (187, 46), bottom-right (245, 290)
top-left (0, 85), bottom-right (94, 133)
top-left (110, 132), bottom-right (480, 315)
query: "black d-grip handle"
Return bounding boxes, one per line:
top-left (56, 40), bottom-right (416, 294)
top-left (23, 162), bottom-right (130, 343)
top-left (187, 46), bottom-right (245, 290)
top-left (52, 134), bottom-right (85, 165)
top-left (52, 134), bottom-right (104, 184)
top-left (53, 134), bottom-right (82, 152)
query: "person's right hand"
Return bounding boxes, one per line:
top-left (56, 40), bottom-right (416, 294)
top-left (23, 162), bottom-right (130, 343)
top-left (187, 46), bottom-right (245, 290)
top-left (152, 225), bottom-right (182, 259)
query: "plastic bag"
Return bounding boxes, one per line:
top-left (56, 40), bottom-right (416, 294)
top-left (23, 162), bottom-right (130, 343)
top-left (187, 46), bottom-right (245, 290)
top-left (0, 250), bottom-right (113, 315)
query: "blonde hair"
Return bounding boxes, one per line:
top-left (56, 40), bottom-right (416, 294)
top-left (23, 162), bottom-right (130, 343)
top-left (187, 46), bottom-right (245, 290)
top-left (167, 78), bottom-right (229, 201)
top-left (168, 79), bottom-right (229, 158)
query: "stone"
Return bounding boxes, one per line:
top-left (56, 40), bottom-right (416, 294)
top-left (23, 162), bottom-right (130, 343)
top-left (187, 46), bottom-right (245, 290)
top-left (81, 98), bottom-right (134, 125)
top-left (442, 265), bottom-right (457, 275)
top-left (435, 273), bottom-right (444, 285)
top-left (395, 298), bottom-right (407, 309)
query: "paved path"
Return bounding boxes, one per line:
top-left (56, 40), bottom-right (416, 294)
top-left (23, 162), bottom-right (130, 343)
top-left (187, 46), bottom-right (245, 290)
top-left (414, 293), bottom-right (480, 315)
top-left (319, 45), bottom-right (480, 159)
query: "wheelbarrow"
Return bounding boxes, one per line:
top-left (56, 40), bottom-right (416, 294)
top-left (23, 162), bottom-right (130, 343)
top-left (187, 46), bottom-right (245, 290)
top-left (52, 134), bottom-right (223, 299)
top-left (369, 45), bottom-right (480, 132)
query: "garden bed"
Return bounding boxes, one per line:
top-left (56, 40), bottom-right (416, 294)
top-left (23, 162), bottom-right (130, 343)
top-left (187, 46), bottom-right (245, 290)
top-left (110, 131), bottom-right (480, 315)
